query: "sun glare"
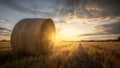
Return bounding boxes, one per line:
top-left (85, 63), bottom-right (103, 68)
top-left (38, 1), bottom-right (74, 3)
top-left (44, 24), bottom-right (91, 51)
top-left (55, 28), bottom-right (79, 41)
top-left (56, 36), bottom-right (59, 40)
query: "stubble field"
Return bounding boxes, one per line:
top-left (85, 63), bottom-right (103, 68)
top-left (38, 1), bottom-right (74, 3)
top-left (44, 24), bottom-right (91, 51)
top-left (0, 41), bottom-right (120, 68)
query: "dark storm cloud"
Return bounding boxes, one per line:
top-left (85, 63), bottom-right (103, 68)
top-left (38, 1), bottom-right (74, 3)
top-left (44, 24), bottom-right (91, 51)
top-left (0, 0), bottom-right (120, 19)
top-left (0, 27), bottom-right (11, 36)
top-left (0, 27), bottom-right (11, 31)
top-left (94, 21), bottom-right (120, 34)
top-left (54, 0), bottom-right (120, 19)
top-left (0, 19), bottom-right (12, 36)
top-left (0, 27), bottom-right (8, 31)
top-left (79, 20), bottom-right (120, 36)
top-left (69, 0), bottom-right (120, 18)
top-left (79, 33), bottom-right (105, 36)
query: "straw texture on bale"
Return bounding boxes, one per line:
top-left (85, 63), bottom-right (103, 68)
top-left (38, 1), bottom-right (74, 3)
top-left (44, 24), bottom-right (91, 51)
top-left (11, 18), bottom-right (56, 55)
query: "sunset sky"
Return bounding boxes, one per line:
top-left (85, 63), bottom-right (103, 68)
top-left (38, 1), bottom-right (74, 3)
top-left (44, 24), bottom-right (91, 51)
top-left (0, 0), bottom-right (120, 41)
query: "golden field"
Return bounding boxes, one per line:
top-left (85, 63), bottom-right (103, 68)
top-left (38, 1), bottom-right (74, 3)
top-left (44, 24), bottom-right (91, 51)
top-left (0, 41), bottom-right (120, 68)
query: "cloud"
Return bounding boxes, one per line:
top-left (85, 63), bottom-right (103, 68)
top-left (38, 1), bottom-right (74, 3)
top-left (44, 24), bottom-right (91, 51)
top-left (70, 0), bottom-right (120, 18)
top-left (0, 0), bottom-right (120, 40)
top-left (0, 27), bottom-right (11, 31)
top-left (0, 27), bottom-right (11, 36)
top-left (78, 19), bottom-right (120, 37)
top-left (94, 20), bottom-right (120, 34)
top-left (0, 0), bottom-right (120, 20)
top-left (0, 19), bottom-right (13, 36)
top-left (0, 0), bottom-right (60, 18)
top-left (54, 0), bottom-right (120, 24)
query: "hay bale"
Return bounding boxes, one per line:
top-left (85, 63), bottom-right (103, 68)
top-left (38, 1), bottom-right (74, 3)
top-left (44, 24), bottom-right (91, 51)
top-left (11, 18), bottom-right (56, 55)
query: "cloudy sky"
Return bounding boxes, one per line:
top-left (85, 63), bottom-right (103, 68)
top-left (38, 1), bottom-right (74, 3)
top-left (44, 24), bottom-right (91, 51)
top-left (0, 0), bottom-right (120, 41)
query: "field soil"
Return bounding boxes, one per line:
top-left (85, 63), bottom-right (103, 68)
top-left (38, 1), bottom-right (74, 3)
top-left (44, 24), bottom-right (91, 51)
top-left (0, 41), bottom-right (120, 68)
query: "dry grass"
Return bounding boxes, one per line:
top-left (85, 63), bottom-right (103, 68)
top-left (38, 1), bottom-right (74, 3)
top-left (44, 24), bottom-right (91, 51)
top-left (0, 42), bottom-right (11, 52)
top-left (0, 41), bottom-right (120, 68)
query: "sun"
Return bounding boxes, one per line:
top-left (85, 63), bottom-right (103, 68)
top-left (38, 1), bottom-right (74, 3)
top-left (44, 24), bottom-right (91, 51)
top-left (55, 28), bottom-right (79, 41)
top-left (55, 35), bottom-right (62, 42)
top-left (56, 36), bottom-right (59, 40)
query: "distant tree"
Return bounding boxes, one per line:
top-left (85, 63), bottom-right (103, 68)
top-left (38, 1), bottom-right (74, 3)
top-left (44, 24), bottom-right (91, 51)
top-left (117, 36), bottom-right (120, 41)
top-left (0, 39), bottom-right (7, 42)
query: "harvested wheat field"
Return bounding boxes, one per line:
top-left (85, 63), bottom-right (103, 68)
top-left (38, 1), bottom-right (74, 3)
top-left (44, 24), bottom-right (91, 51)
top-left (0, 41), bottom-right (120, 68)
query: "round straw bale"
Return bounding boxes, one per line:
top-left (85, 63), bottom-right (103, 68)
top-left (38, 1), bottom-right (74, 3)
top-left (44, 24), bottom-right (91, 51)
top-left (11, 18), bottom-right (56, 55)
